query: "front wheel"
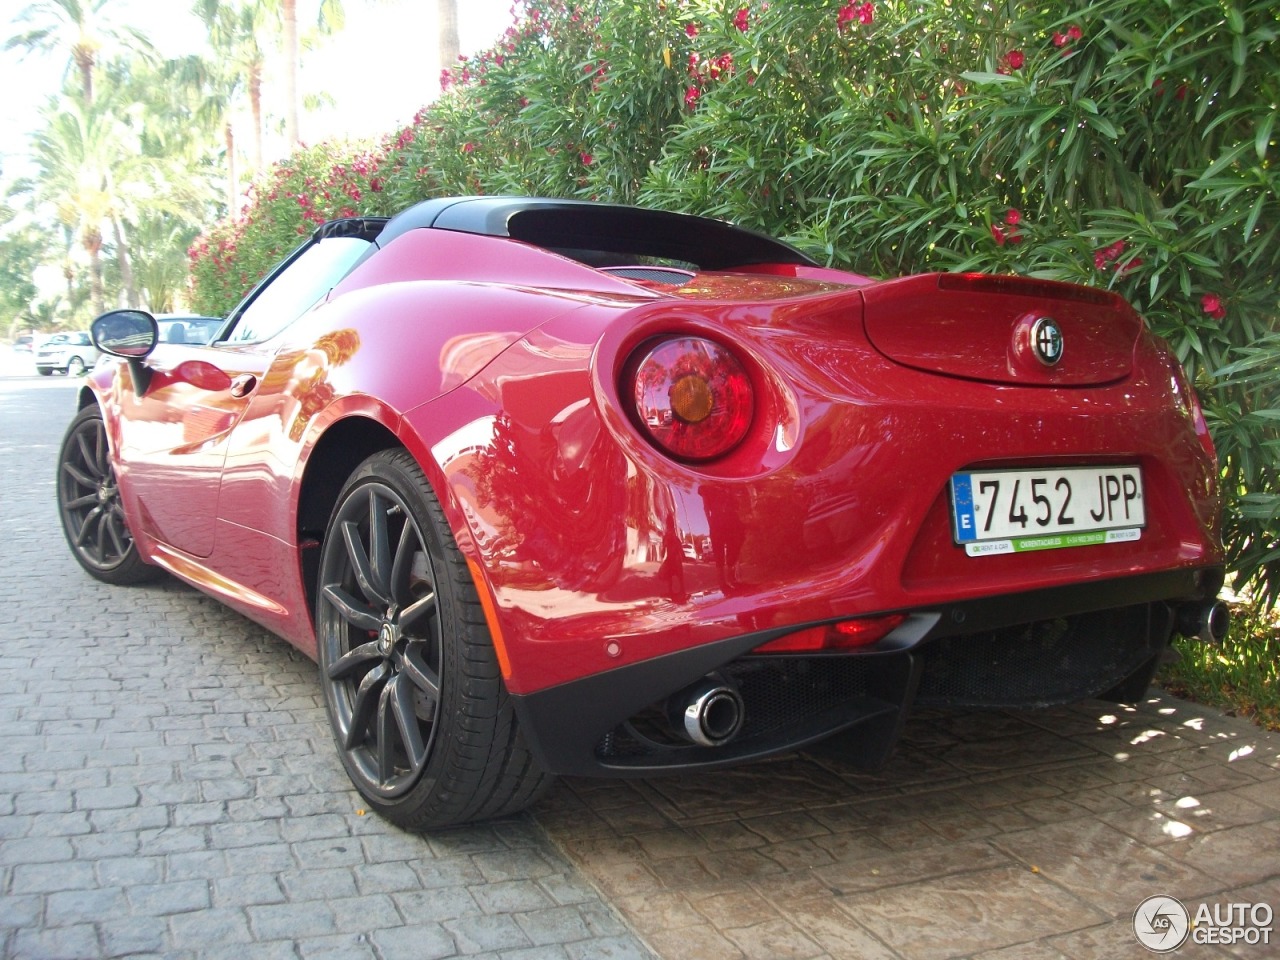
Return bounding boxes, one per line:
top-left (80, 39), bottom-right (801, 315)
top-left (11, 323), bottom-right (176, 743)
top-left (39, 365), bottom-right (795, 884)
top-left (55, 406), bottom-right (160, 584)
top-left (66, 355), bottom-right (87, 376)
top-left (316, 450), bottom-right (551, 829)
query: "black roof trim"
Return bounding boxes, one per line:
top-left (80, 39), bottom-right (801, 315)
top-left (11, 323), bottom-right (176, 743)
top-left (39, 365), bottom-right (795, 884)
top-left (373, 196), bottom-right (816, 270)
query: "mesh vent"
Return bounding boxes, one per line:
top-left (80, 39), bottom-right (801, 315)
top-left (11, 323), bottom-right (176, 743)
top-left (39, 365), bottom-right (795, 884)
top-left (601, 266), bottom-right (696, 285)
top-left (914, 604), bottom-right (1155, 708)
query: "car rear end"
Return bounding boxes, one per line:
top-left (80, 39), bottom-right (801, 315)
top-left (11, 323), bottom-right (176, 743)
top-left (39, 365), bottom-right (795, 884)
top-left (487, 267), bottom-right (1224, 776)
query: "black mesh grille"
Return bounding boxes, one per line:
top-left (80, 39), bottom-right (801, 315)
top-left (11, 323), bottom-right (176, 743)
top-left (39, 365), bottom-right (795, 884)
top-left (597, 656), bottom-right (871, 761)
top-left (601, 266), bottom-right (696, 285)
top-left (914, 604), bottom-right (1156, 708)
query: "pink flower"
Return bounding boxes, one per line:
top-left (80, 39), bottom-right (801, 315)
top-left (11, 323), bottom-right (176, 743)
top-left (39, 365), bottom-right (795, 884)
top-left (684, 85), bottom-right (701, 108)
top-left (837, 2), bottom-right (874, 30)
top-left (1201, 294), bottom-right (1226, 319)
top-left (1004, 208), bottom-right (1022, 226)
top-left (580, 152), bottom-right (593, 166)
top-left (1068, 25), bottom-right (1082, 40)
top-left (733, 7), bottom-right (749, 31)
top-left (685, 22), bottom-right (698, 38)
top-left (1007, 50), bottom-right (1025, 70)
top-left (991, 224), bottom-right (1007, 246)
top-left (462, 142), bottom-right (475, 153)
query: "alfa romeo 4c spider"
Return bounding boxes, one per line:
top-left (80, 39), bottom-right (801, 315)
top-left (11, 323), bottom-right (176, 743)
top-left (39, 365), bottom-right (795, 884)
top-left (57, 196), bottom-right (1228, 828)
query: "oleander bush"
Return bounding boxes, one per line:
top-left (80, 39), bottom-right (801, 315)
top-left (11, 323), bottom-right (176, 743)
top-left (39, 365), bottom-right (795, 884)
top-left (189, 0), bottom-right (1279, 603)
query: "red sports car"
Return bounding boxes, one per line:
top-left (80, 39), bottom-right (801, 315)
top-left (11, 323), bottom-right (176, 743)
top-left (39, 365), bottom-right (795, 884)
top-left (58, 197), bottom-right (1227, 829)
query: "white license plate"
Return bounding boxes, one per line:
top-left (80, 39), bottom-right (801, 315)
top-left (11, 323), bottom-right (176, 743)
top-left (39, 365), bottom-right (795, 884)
top-left (950, 465), bottom-right (1144, 556)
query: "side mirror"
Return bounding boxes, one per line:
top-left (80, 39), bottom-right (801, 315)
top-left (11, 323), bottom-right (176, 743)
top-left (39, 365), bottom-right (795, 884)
top-left (91, 309), bottom-right (158, 359)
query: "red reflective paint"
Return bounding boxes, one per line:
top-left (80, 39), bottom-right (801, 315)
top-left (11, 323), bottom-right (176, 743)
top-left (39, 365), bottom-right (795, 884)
top-left (83, 202), bottom-right (1223, 703)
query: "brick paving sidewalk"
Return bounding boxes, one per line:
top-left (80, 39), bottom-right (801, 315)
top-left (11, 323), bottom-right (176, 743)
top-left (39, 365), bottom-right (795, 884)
top-left (2, 379), bottom-right (1277, 959)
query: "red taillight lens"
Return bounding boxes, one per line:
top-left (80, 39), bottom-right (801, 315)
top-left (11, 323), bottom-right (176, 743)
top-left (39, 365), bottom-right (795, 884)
top-left (630, 337), bottom-right (753, 461)
top-left (752, 615), bottom-right (906, 654)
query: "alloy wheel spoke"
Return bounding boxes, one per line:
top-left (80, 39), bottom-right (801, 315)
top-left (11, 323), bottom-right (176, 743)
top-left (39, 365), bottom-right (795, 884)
top-left (367, 491), bottom-right (393, 600)
top-left (62, 461), bottom-right (97, 491)
top-left (74, 430), bottom-right (101, 481)
top-left (65, 492), bottom-right (98, 510)
top-left (346, 660), bottom-right (389, 751)
top-left (74, 505), bottom-right (104, 547)
top-left (399, 643), bottom-right (440, 704)
top-left (94, 425), bottom-right (109, 476)
top-left (321, 584), bottom-right (382, 632)
top-left (327, 640), bottom-right (384, 681)
top-left (389, 523), bottom-right (418, 606)
top-left (398, 590), bottom-right (436, 630)
top-left (340, 520), bottom-right (390, 609)
top-left (389, 672), bottom-right (426, 772)
top-left (374, 680), bottom-right (398, 786)
top-left (103, 512), bottom-right (127, 560)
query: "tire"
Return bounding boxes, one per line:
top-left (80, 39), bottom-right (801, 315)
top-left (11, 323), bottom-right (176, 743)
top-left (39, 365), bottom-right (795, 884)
top-left (66, 355), bottom-right (86, 376)
top-left (37, 367), bottom-right (53, 376)
top-left (55, 406), bottom-right (160, 585)
top-left (316, 450), bottom-right (552, 829)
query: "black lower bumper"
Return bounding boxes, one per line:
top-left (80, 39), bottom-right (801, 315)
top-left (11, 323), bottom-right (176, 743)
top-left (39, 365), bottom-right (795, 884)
top-left (509, 566), bottom-right (1223, 777)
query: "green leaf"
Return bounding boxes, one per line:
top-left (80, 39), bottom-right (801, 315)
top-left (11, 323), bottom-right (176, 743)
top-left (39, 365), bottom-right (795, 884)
top-left (1257, 113), bottom-right (1275, 161)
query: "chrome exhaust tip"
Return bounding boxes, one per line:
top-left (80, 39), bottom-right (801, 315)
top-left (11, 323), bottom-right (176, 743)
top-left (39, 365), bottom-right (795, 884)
top-left (668, 676), bottom-right (745, 747)
top-left (1175, 600), bottom-right (1230, 644)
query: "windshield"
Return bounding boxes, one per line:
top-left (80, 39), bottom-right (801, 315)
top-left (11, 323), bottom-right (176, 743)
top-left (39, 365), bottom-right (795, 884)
top-left (225, 236), bottom-right (371, 343)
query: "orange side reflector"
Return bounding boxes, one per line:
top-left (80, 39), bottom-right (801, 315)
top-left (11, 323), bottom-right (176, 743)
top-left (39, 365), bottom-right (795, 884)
top-left (466, 558), bottom-right (512, 680)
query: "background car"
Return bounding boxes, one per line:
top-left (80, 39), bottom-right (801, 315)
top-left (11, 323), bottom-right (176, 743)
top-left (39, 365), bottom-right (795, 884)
top-left (13, 333), bottom-right (33, 352)
top-left (56, 196), bottom-right (1227, 830)
top-left (35, 331), bottom-right (98, 375)
top-left (155, 313), bottom-right (224, 345)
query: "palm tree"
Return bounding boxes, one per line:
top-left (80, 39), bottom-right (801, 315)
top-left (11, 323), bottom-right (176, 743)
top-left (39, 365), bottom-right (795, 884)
top-left (438, 0), bottom-right (458, 71)
top-left (193, 0), bottom-right (268, 174)
top-left (26, 93), bottom-right (151, 313)
top-left (275, 0), bottom-right (346, 146)
top-left (5, 0), bottom-right (152, 103)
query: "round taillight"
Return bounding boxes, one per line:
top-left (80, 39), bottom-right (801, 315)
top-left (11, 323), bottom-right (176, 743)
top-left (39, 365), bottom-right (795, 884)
top-left (629, 337), bottom-right (754, 461)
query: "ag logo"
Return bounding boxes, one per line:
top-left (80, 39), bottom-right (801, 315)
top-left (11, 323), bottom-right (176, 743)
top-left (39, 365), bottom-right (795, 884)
top-left (1030, 317), bottom-right (1064, 367)
top-left (1133, 895), bottom-right (1190, 952)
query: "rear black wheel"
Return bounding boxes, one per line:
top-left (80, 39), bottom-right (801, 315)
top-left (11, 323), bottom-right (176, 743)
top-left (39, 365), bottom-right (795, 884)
top-left (316, 449), bottom-right (551, 829)
top-left (56, 406), bottom-right (159, 584)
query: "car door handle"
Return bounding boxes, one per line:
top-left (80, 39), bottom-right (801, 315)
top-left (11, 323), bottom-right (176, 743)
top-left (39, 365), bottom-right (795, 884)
top-left (229, 374), bottom-right (258, 398)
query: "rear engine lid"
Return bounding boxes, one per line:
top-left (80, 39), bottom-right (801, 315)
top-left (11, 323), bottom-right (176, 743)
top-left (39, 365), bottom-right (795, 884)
top-left (862, 273), bottom-right (1140, 386)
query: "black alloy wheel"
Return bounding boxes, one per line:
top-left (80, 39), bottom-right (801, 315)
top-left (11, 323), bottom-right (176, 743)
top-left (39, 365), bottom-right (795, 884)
top-left (316, 450), bottom-right (550, 829)
top-left (55, 406), bottom-right (158, 584)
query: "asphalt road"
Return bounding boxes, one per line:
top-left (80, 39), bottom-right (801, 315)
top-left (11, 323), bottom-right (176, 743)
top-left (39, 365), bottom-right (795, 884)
top-left (1, 367), bottom-right (1277, 960)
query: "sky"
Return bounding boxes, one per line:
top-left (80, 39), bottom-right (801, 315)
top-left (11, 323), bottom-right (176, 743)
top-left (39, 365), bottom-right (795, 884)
top-left (0, 0), bottom-right (515, 182)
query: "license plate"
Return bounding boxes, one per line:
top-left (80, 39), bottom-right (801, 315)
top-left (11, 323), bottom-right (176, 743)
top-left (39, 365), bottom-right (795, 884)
top-left (950, 465), bottom-right (1144, 556)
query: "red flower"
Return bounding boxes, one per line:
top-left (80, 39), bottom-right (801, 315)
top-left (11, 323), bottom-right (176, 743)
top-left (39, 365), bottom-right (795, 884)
top-left (1053, 24), bottom-right (1083, 49)
top-left (1004, 208), bottom-right (1022, 226)
top-left (837, 2), bottom-right (874, 30)
top-left (1007, 50), bottom-right (1025, 70)
top-left (1201, 294), bottom-right (1226, 319)
top-left (462, 142), bottom-right (475, 153)
top-left (580, 152), bottom-right (594, 166)
top-left (684, 85), bottom-right (701, 108)
top-left (733, 7), bottom-right (749, 31)
top-left (991, 224), bottom-right (1007, 246)
top-left (685, 22), bottom-right (698, 38)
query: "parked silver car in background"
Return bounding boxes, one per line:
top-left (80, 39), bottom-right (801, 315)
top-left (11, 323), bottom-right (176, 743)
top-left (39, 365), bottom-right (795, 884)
top-left (35, 331), bottom-right (99, 376)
